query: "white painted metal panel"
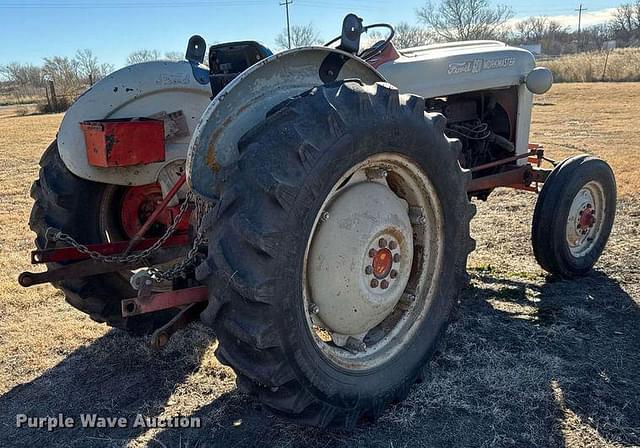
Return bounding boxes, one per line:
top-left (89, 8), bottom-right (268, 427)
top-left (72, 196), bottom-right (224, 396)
top-left (57, 61), bottom-right (212, 186)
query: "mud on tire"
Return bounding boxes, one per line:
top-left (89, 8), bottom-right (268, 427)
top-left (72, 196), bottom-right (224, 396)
top-left (29, 142), bottom-right (174, 334)
top-left (199, 81), bottom-right (476, 428)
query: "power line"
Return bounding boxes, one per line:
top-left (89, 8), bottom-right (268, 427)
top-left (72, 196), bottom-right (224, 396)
top-left (280, 0), bottom-right (293, 49)
top-left (0, 1), bottom-right (265, 8)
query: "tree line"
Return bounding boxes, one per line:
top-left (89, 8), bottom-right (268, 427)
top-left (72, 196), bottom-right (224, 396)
top-left (278, 0), bottom-right (640, 53)
top-left (2, 0), bottom-right (639, 109)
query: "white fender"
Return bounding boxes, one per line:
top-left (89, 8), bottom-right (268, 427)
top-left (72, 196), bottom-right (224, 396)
top-left (186, 47), bottom-right (385, 200)
top-left (57, 60), bottom-right (212, 186)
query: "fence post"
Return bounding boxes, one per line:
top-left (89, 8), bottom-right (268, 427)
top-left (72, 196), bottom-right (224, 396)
top-left (44, 84), bottom-right (51, 111)
top-left (48, 80), bottom-right (57, 111)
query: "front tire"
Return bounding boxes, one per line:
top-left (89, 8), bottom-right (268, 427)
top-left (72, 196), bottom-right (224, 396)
top-left (199, 81), bottom-right (476, 428)
top-left (532, 155), bottom-right (617, 278)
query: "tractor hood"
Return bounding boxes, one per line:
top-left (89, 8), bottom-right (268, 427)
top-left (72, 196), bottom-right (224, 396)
top-left (377, 41), bottom-right (536, 98)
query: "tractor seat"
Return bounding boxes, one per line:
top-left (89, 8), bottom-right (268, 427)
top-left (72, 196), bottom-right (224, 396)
top-left (209, 41), bottom-right (273, 97)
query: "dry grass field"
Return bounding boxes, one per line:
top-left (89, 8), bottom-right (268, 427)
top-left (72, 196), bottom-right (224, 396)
top-left (544, 48), bottom-right (640, 83)
top-left (0, 83), bottom-right (638, 448)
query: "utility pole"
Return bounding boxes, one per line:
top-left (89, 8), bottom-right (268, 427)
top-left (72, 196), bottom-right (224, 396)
top-left (280, 0), bottom-right (293, 49)
top-left (575, 4), bottom-right (588, 51)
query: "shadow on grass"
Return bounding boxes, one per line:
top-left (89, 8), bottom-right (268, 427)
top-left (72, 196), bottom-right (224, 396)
top-left (1, 272), bottom-right (638, 448)
top-left (149, 271), bottom-right (640, 448)
top-left (0, 324), bottom-right (215, 448)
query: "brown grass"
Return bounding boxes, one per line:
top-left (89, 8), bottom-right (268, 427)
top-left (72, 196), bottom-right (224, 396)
top-left (0, 84), bottom-right (638, 447)
top-left (532, 83), bottom-right (640, 197)
top-left (543, 48), bottom-right (640, 82)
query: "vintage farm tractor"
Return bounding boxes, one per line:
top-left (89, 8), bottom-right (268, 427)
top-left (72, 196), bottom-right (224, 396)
top-left (21, 15), bottom-right (616, 428)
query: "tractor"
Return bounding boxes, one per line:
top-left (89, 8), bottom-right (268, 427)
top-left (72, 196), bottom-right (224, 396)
top-left (20, 14), bottom-right (617, 428)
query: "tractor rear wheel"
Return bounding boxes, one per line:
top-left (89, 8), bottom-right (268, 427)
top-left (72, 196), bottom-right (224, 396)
top-left (199, 81), bottom-right (476, 428)
top-left (29, 142), bottom-right (177, 334)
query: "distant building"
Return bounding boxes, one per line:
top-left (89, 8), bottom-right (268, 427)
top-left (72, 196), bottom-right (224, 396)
top-left (519, 43), bottom-right (542, 55)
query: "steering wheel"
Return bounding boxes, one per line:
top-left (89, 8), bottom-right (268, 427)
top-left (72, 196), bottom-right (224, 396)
top-left (325, 23), bottom-right (395, 61)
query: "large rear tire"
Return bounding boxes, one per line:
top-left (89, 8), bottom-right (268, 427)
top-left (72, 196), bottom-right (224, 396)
top-left (29, 142), bottom-right (175, 334)
top-left (199, 81), bottom-right (476, 428)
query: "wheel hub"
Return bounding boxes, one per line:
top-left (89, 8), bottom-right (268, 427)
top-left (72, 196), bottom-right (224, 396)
top-left (565, 182), bottom-right (605, 257)
top-left (307, 181), bottom-right (414, 337)
top-left (577, 205), bottom-right (596, 234)
top-left (119, 183), bottom-right (190, 240)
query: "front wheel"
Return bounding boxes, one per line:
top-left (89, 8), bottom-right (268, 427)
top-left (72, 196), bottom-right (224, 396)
top-left (200, 81), bottom-right (476, 428)
top-left (532, 155), bottom-right (617, 278)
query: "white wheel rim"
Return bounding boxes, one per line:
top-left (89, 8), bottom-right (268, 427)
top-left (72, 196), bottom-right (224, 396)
top-left (302, 153), bottom-right (444, 370)
top-left (565, 180), bottom-right (606, 258)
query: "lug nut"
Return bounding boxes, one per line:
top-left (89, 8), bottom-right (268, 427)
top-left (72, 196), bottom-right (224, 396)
top-left (380, 280), bottom-right (389, 289)
top-left (309, 304), bottom-right (320, 315)
top-left (378, 238), bottom-right (387, 248)
top-left (417, 216), bottom-right (427, 225)
top-left (369, 249), bottom-right (376, 258)
top-left (365, 266), bottom-right (373, 275)
top-left (390, 270), bottom-right (398, 279)
top-left (370, 279), bottom-right (379, 288)
top-left (388, 240), bottom-right (397, 250)
top-left (320, 211), bottom-right (330, 222)
top-left (393, 253), bottom-right (401, 263)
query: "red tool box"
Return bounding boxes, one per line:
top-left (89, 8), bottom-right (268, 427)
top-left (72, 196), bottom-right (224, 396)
top-left (80, 118), bottom-right (165, 168)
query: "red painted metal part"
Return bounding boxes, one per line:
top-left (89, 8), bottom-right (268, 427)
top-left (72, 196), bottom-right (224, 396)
top-left (125, 173), bottom-right (188, 253)
top-left (31, 233), bottom-right (190, 264)
top-left (368, 43), bottom-right (401, 68)
top-left (467, 145), bottom-right (552, 193)
top-left (467, 165), bottom-right (532, 193)
top-left (80, 118), bottom-right (165, 168)
top-left (578, 205), bottom-right (596, 232)
top-left (121, 184), bottom-right (172, 239)
top-left (121, 286), bottom-right (208, 317)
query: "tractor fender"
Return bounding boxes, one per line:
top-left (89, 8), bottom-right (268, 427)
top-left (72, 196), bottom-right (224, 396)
top-left (185, 47), bottom-right (386, 200)
top-left (57, 60), bottom-right (212, 186)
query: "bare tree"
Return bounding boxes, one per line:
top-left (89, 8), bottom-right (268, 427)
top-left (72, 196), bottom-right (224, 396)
top-left (163, 51), bottom-right (184, 61)
top-left (582, 24), bottom-right (615, 50)
top-left (0, 62), bottom-right (43, 87)
top-left (417, 0), bottom-right (513, 41)
top-left (42, 56), bottom-right (80, 97)
top-left (393, 22), bottom-right (434, 48)
top-left (513, 17), bottom-right (571, 54)
top-left (75, 49), bottom-right (113, 85)
top-left (363, 22), bottom-right (433, 49)
top-left (610, 1), bottom-right (640, 46)
top-left (126, 49), bottom-right (161, 65)
top-left (276, 23), bottom-right (323, 49)
top-left (515, 17), bottom-right (565, 43)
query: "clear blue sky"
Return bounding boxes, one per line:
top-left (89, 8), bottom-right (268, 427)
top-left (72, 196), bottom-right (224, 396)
top-left (0, 0), bottom-right (623, 68)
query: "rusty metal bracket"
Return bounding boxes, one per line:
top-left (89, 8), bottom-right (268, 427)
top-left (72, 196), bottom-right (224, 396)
top-left (19, 247), bottom-right (184, 287)
top-left (467, 165), bottom-right (533, 193)
top-left (121, 286), bottom-right (208, 317)
top-left (31, 233), bottom-right (189, 264)
top-left (150, 302), bottom-right (206, 351)
top-left (20, 259), bottom-right (141, 288)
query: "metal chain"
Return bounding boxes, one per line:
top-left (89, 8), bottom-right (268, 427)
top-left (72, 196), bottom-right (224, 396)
top-left (46, 192), bottom-right (210, 281)
top-left (147, 196), bottom-right (211, 281)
